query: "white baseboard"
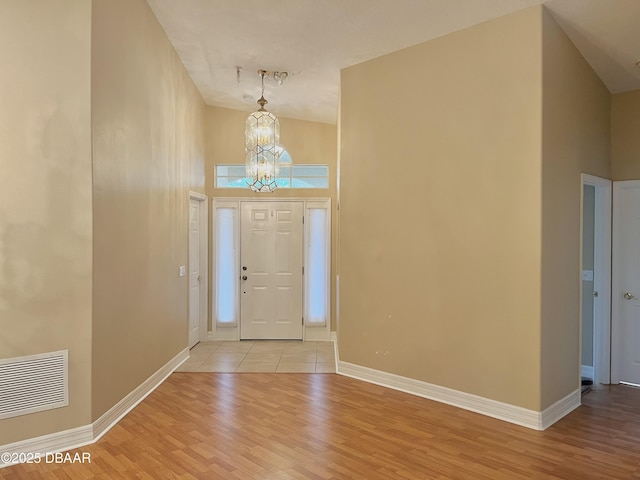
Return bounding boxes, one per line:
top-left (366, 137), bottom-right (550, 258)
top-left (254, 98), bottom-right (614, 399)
top-left (337, 360), bottom-right (580, 431)
top-left (92, 347), bottom-right (189, 441)
top-left (0, 424), bottom-right (93, 468)
top-left (581, 364), bottom-right (594, 379)
top-left (1, 347), bottom-right (189, 469)
top-left (540, 389), bottom-right (581, 430)
top-left (330, 331), bottom-right (338, 372)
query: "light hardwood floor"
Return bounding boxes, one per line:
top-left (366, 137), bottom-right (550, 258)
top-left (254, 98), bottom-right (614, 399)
top-left (3, 375), bottom-right (640, 479)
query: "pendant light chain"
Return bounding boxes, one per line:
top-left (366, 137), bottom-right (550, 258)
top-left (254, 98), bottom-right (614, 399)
top-left (257, 70), bottom-right (268, 111)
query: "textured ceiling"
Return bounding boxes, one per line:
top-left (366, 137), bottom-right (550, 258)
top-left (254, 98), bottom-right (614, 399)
top-left (146, 0), bottom-right (640, 125)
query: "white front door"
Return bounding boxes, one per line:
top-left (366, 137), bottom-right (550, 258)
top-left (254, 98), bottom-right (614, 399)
top-left (188, 198), bottom-right (201, 348)
top-left (240, 201), bottom-right (303, 340)
top-left (612, 181), bottom-right (640, 385)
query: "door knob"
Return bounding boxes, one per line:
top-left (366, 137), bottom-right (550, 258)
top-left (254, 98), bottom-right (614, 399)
top-left (623, 292), bottom-right (637, 300)
top-left (242, 275), bottom-right (248, 281)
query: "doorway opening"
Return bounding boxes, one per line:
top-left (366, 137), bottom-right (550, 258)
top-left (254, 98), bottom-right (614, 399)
top-left (580, 174), bottom-right (611, 388)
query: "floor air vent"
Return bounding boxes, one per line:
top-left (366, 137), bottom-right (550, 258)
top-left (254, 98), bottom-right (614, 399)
top-left (0, 350), bottom-right (68, 420)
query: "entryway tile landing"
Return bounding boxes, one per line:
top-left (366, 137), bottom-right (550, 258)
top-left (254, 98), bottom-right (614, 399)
top-left (176, 340), bottom-right (336, 374)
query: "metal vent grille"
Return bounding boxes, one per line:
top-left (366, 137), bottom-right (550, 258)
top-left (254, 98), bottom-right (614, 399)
top-left (0, 350), bottom-right (68, 420)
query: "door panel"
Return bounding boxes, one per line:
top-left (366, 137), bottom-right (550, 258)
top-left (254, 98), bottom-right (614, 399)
top-left (612, 181), bottom-right (640, 385)
top-left (276, 231), bottom-right (293, 272)
top-left (241, 202), bottom-right (303, 339)
top-left (249, 229), bottom-right (269, 274)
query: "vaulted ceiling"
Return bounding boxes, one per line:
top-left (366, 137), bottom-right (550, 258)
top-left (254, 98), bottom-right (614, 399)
top-left (147, 0), bottom-right (640, 124)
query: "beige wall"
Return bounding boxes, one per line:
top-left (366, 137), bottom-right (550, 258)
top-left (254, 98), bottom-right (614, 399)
top-left (0, 1), bottom-right (93, 444)
top-left (205, 106), bottom-right (338, 330)
top-left (611, 90), bottom-right (640, 180)
top-left (205, 107), bottom-right (337, 197)
top-left (339, 8), bottom-right (543, 409)
top-left (540, 8), bottom-right (610, 409)
top-left (91, 0), bottom-right (205, 419)
top-left (0, 0), bottom-right (624, 448)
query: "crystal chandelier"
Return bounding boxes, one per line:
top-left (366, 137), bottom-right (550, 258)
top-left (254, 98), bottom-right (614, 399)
top-left (245, 70), bottom-right (280, 192)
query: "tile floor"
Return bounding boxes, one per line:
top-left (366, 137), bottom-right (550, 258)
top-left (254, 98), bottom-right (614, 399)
top-left (176, 340), bottom-right (337, 373)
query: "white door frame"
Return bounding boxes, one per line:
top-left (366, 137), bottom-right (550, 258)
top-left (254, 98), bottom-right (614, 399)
top-left (189, 191), bottom-right (209, 345)
top-left (581, 174), bottom-right (611, 385)
top-left (211, 197), bottom-right (331, 342)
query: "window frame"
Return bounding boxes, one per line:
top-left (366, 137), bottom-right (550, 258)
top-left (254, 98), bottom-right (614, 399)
top-left (215, 163), bottom-right (329, 190)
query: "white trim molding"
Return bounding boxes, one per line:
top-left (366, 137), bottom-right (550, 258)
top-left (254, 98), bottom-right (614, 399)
top-left (92, 347), bottom-right (189, 441)
top-left (337, 360), bottom-right (580, 431)
top-left (331, 331), bottom-right (339, 372)
top-left (188, 191), bottom-right (207, 201)
top-left (0, 425), bottom-right (93, 469)
top-left (539, 389), bottom-right (581, 430)
top-left (0, 348), bottom-right (189, 469)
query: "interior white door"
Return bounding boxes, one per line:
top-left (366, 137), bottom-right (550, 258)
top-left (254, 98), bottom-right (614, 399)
top-left (188, 198), bottom-right (201, 348)
top-left (582, 184), bottom-right (596, 381)
top-left (240, 201), bottom-right (303, 340)
top-left (612, 181), bottom-right (640, 385)
top-left (582, 174), bottom-right (612, 386)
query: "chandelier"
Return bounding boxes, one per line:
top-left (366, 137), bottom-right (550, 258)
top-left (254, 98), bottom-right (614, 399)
top-left (245, 70), bottom-right (280, 192)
